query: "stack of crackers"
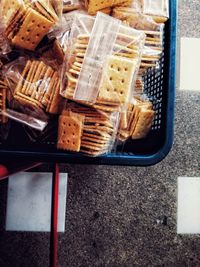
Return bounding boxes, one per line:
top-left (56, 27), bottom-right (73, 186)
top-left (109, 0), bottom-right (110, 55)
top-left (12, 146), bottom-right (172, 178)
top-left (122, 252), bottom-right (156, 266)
top-left (118, 96), bottom-right (155, 141)
top-left (13, 59), bottom-right (64, 114)
top-left (112, 8), bottom-right (164, 71)
top-left (1, 0), bottom-right (59, 51)
top-left (112, 8), bottom-right (164, 93)
top-left (64, 13), bottom-right (145, 112)
top-left (57, 103), bottom-right (118, 155)
top-left (83, 0), bottom-right (132, 15)
top-left (142, 0), bottom-right (169, 23)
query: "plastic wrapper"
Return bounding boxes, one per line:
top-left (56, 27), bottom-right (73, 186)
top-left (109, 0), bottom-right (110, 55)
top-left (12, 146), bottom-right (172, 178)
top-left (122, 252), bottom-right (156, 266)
top-left (0, 73), bottom-right (48, 135)
top-left (57, 102), bottom-right (120, 156)
top-left (129, 0), bottom-right (143, 11)
top-left (1, 86), bottom-right (49, 131)
top-left (135, 75), bottom-right (144, 93)
top-left (142, 0), bottom-right (169, 22)
top-left (2, 108), bottom-right (48, 131)
top-left (117, 0), bottom-right (169, 22)
top-left (63, 0), bottom-right (82, 13)
top-left (47, 10), bottom-right (87, 64)
top-left (23, 117), bottom-right (58, 142)
top-left (37, 38), bottom-right (65, 66)
top-left (112, 9), bottom-right (164, 72)
top-left (0, 24), bottom-right (11, 56)
top-left (117, 94), bottom-right (155, 141)
top-left (82, 0), bottom-right (132, 15)
top-left (0, 0), bottom-right (61, 51)
top-left (62, 12), bottom-right (145, 112)
top-left (3, 57), bottom-right (65, 116)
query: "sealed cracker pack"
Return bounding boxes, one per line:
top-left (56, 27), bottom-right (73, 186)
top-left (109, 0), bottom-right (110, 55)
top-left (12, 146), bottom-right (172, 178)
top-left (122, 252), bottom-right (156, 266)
top-left (112, 7), bottom-right (165, 94)
top-left (0, 0), bottom-right (62, 51)
top-left (117, 94), bottom-right (155, 141)
top-left (112, 8), bottom-right (164, 72)
top-left (120, 0), bottom-right (169, 23)
top-left (57, 102), bottom-right (120, 156)
top-left (2, 108), bottom-right (48, 131)
top-left (82, 0), bottom-right (132, 15)
top-left (47, 10), bottom-right (87, 64)
top-left (3, 56), bottom-right (64, 130)
top-left (142, 0), bottom-right (169, 23)
top-left (62, 12), bottom-right (145, 112)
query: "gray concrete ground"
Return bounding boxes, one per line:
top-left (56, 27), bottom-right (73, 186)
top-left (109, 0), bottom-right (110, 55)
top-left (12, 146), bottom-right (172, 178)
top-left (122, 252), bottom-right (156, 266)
top-left (0, 1), bottom-right (200, 266)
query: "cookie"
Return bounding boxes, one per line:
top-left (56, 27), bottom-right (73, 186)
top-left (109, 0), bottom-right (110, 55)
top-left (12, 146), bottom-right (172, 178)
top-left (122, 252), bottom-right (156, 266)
top-left (12, 8), bottom-right (55, 51)
top-left (57, 114), bottom-right (84, 152)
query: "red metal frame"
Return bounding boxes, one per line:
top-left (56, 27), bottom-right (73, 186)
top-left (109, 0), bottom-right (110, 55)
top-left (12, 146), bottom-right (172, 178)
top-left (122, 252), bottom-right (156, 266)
top-left (0, 162), bottom-right (60, 267)
top-left (0, 162), bottom-right (42, 181)
top-left (50, 164), bottom-right (59, 267)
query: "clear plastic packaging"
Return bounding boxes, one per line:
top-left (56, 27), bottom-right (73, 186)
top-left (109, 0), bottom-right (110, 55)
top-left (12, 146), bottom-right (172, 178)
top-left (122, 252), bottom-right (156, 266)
top-left (47, 10), bottom-right (87, 64)
top-left (135, 75), bottom-right (144, 93)
top-left (38, 39), bottom-right (65, 67)
top-left (62, 12), bottom-right (145, 112)
top-left (0, 72), bottom-right (48, 131)
top-left (112, 9), bottom-right (164, 45)
top-left (63, 0), bottom-right (82, 13)
top-left (130, 0), bottom-right (143, 11)
top-left (23, 117), bottom-right (58, 142)
top-left (117, 95), bottom-right (155, 141)
top-left (142, 0), bottom-right (169, 21)
top-left (0, 24), bottom-right (11, 56)
top-left (0, 0), bottom-right (60, 51)
top-left (83, 0), bottom-right (132, 15)
top-left (2, 108), bottom-right (48, 131)
top-left (114, 0), bottom-right (169, 22)
top-left (3, 57), bottom-right (65, 115)
top-left (57, 102), bottom-right (120, 156)
top-left (112, 9), bottom-right (164, 74)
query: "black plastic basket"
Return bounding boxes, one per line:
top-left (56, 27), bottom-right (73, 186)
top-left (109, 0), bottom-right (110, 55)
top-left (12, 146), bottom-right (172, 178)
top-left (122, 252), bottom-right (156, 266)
top-left (0, 0), bottom-right (177, 166)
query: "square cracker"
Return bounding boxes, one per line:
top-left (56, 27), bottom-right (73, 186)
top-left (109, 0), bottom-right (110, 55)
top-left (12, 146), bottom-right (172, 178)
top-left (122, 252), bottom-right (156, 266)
top-left (57, 115), bottom-right (84, 152)
top-left (98, 55), bottom-right (137, 104)
top-left (12, 8), bottom-right (54, 51)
